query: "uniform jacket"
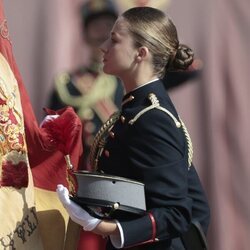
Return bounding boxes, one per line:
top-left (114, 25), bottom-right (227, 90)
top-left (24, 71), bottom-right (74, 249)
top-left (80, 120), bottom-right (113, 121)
top-left (97, 79), bottom-right (210, 249)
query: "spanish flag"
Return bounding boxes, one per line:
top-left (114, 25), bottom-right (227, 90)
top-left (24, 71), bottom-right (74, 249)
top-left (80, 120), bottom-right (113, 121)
top-left (0, 1), bottom-right (83, 249)
top-left (0, 0), bottom-right (43, 248)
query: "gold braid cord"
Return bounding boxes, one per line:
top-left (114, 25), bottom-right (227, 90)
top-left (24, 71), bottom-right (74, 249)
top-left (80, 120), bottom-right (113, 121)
top-left (128, 93), bottom-right (193, 170)
top-left (148, 93), bottom-right (194, 169)
top-left (89, 111), bottom-right (120, 171)
top-left (179, 119), bottom-right (193, 170)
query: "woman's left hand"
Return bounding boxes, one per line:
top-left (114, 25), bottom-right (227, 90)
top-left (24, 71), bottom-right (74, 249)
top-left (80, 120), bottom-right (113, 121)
top-left (56, 184), bottom-right (101, 231)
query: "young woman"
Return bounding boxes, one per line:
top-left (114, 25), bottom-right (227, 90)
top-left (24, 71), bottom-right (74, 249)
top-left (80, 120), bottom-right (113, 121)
top-left (57, 6), bottom-right (210, 250)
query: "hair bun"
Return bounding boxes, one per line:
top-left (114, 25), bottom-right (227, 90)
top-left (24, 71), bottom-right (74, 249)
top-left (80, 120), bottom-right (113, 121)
top-left (171, 44), bottom-right (194, 70)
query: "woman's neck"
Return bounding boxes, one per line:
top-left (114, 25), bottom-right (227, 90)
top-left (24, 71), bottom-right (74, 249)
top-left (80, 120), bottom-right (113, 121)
top-left (122, 75), bottom-right (159, 93)
top-left (119, 57), bottom-right (158, 93)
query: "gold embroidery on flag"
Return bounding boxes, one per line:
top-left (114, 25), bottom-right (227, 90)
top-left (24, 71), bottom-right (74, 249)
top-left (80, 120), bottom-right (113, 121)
top-left (0, 53), bottom-right (28, 188)
top-left (0, 78), bottom-right (24, 155)
top-left (0, 19), bottom-right (10, 41)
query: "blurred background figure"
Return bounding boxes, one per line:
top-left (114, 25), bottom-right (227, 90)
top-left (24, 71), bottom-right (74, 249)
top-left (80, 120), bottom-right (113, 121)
top-left (48, 0), bottom-right (124, 171)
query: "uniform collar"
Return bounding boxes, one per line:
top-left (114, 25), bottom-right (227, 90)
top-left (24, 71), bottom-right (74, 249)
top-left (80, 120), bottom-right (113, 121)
top-left (122, 79), bottom-right (165, 108)
top-left (132, 78), bottom-right (159, 91)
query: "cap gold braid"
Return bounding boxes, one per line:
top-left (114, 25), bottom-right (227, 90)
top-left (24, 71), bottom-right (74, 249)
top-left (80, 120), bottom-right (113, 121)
top-left (89, 111), bottom-right (120, 170)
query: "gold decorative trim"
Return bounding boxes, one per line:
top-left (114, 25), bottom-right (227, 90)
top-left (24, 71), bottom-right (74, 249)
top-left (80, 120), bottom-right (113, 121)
top-left (128, 93), bottom-right (180, 128)
top-left (179, 119), bottom-right (193, 169)
top-left (128, 93), bottom-right (193, 169)
top-left (89, 111), bottom-right (120, 170)
top-left (0, 53), bottom-right (28, 187)
top-left (0, 54), bottom-right (26, 156)
top-left (0, 19), bottom-right (10, 41)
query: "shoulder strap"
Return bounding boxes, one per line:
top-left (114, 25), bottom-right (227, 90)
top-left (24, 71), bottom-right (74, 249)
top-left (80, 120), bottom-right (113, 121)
top-left (128, 93), bottom-right (193, 169)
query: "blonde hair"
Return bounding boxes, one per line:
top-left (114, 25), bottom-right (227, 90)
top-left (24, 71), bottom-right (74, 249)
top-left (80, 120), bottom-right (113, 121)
top-left (122, 7), bottom-right (194, 78)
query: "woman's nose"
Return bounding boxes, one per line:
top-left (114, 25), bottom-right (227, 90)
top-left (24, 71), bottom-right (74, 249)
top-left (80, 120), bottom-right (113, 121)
top-left (100, 40), bottom-right (108, 53)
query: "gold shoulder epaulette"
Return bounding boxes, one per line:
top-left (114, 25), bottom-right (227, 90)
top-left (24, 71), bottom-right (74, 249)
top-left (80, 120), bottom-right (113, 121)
top-left (128, 93), bottom-right (181, 128)
top-left (179, 118), bottom-right (193, 169)
top-left (128, 93), bottom-right (193, 170)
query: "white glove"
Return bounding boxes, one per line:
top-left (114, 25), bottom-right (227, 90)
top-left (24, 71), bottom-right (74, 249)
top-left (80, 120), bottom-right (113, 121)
top-left (56, 184), bottom-right (101, 231)
top-left (40, 114), bottom-right (59, 127)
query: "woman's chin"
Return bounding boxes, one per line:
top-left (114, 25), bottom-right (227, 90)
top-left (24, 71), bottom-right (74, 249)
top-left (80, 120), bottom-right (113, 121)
top-left (103, 66), bottom-right (113, 75)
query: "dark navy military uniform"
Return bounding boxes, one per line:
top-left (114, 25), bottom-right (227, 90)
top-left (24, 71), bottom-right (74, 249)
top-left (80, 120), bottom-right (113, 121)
top-left (96, 79), bottom-right (210, 249)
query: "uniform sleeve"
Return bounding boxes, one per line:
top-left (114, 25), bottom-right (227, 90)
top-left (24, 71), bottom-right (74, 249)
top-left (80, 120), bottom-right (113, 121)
top-left (119, 109), bottom-right (192, 248)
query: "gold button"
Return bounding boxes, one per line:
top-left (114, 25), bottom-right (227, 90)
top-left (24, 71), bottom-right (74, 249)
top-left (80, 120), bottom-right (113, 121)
top-left (120, 116), bottom-right (125, 123)
top-left (176, 122), bottom-right (181, 128)
top-left (129, 95), bottom-right (134, 101)
top-left (122, 95), bottom-right (135, 106)
top-left (104, 150), bottom-right (110, 157)
top-left (109, 131), bottom-right (115, 138)
top-left (113, 203), bottom-right (120, 210)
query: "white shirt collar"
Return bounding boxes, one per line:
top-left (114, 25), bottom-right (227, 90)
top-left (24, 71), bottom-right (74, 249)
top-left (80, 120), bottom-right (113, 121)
top-left (132, 78), bottom-right (159, 91)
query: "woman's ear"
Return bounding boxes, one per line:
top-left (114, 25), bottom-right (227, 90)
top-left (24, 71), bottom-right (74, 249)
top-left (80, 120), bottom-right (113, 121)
top-left (136, 46), bottom-right (149, 62)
